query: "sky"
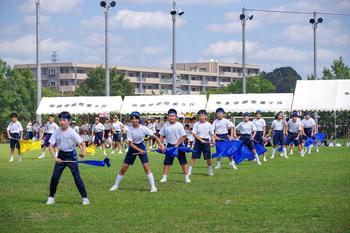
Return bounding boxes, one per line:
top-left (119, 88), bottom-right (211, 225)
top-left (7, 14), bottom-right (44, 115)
top-left (0, 0), bottom-right (349, 78)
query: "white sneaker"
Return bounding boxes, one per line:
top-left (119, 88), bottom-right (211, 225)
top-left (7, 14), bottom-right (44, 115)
top-left (38, 153), bottom-right (45, 159)
top-left (46, 197), bottom-right (55, 205)
top-left (300, 152), bottom-right (305, 157)
top-left (118, 150), bottom-right (122, 154)
top-left (150, 187), bottom-right (158, 193)
top-left (148, 146), bottom-right (153, 149)
top-left (228, 162), bottom-right (233, 167)
top-left (231, 162), bottom-right (238, 170)
top-left (257, 161), bottom-right (262, 166)
top-left (82, 198), bottom-right (90, 205)
top-left (109, 185), bottom-right (118, 191)
top-left (316, 148), bottom-right (319, 153)
top-left (214, 164), bottom-right (221, 170)
top-left (263, 156), bottom-right (267, 162)
top-left (18, 156), bottom-right (21, 162)
top-left (185, 176), bottom-right (191, 183)
top-left (208, 171), bottom-right (214, 176)
top-left (284, 154), bottom-right (289, 159)
top-left (270, 156), bottom-right (274, 159)
top-left (9, 156), bottom-right (14, 162)
top-left (160, 177), bottom-right (167, 183)
top-left (111, 150), bottom-right (115, 155)
top-left (103, 150), bottom-right (107, 156)
top-left (289, 152), bottom-right (294, 155)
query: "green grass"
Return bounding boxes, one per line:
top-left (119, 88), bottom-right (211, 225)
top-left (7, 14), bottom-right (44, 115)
top-left (0, 144), bottom-right (349, 233)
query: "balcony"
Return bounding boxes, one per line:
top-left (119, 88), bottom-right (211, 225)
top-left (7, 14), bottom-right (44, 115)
top-left (59, 85), bottom-right (76, 92)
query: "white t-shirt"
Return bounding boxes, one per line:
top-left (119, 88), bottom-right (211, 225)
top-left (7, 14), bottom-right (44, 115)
top-left (81, 123), bottom-right (91, 132)
top-left (253, 118), bottom-right (266, 132)
top-left (49, 127), bottom-right (83, 152)
top-left (271, 119), bottom-right (285, 131)
top-left (236, 121), bottom-right (257, 135)
top-left (104, 123), bottom-right (112, 131)
top-left (127, 125), bottom-right (153, 144)
top-left (288, 119), bottom-right (302, 133)
top-left (192, 121), bottom-right (213, 139)
top-left (81, 134), bottom-right (90, 142)
top-left (302, 118), bottom-right (316, 129)
top-left (211, 118), bottom-right (232, 135)
top-left (44, 122), bottom-right (59, 134)
top-left (160, 122), bottom-right (186, 145)
top-left (92, 123), bottom-right (105, 133)
top-left (112, 122), bottom-right (124, 132)
top-left (7, 121), bottom-right (23, 133)
top-left (33, 123), bottom-right (41, 132)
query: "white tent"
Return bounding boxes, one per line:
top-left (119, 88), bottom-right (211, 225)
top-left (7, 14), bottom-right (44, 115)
top-left (36, 96), bottom-right (123, 115)
top-left (120, 95), bottom-right (207, 114)
top-left (206, 93), bottom-right (293, 113)
top-left (292, 80), bottom-right (350, 111)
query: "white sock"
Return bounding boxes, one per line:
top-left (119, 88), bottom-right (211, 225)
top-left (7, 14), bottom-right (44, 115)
top-left (271, 148), bottom-right (275, 157)
top-left (255, 153), bottom-right (261, 163)
top-left (208, 165), bottom-right (213, 172)
top-left (216, 161), bottom-right (221, 166)
top-left (283, 147), bottom-right (287, 156)
top-left (188, 165), bottom-right (192, 174)
top-left (114, 174), bottom-right (124, 188)
top-left (185, 174), bottom-right (190, 179)
top-left (162, 175), bottom-right (168, 179)
top-left (147, 173), bottom-right (156, 189)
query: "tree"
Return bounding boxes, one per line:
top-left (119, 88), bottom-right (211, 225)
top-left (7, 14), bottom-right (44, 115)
top-left (322, 57), bottom-right (350, 80)
top-left (261, 67), bottom-right (302, 93)
top-left (75, 67), bottom-right (134, 97)
top-left (206, 75), bottom-right (276, 94)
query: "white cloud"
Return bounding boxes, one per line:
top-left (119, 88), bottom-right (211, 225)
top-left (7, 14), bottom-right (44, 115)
top-left (203, 40), bottom-right (260, 57)
top-left (142, 45), bottom-right (166, 55)
top-left (19, 0), bottom-right (82, 15)
top-left (252, 47), bottom-right (310, 62)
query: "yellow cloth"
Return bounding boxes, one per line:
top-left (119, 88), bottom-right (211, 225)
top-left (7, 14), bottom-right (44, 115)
top-left (86, 144), bottom-right (96, 155)
top-left (19, 140), bottom-right (42, 154)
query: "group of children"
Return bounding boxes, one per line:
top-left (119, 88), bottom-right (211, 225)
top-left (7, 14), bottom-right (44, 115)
top-left (6, 108), bottom-right (317, 205)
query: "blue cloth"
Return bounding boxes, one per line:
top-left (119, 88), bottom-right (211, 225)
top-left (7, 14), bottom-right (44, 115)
top-left (77, 158), bottom-right (111, 167)
top-left (153, 146), bottom-right (196, 157)
top-left (305, 137), bottom-right (316, 147)
top-left (315, 133), bottom-right (325, 142)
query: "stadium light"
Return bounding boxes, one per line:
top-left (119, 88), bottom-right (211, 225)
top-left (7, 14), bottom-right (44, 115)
top-left (240, 8), bottom-right (254, 94)
top-left (100, 0), bottom-right (117, 96)
top-left (35, 0), bottom-right (41, 122)
top-left (170, 1), bottom-right (184, 95)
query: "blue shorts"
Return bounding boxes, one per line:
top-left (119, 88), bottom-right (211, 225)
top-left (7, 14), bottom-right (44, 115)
top-left (112, 132), bottom-right (122, 142)
top-left (93, 132), bottom-right (103, 145)
top-left (58, 150), bottom-right (77, 161)
top-left (164, 143), bottom-right (187, 166)
top-left (240, 134), bottom-right (255, 150)
top-left (27, 132), bottom-right (33, 140)
top-left (285, 132), bottom-right (300, 146)
top-left (273, 130), bottom-right (284, 146)
top-left (10, 133), bottom-right (20, 149)
top-left (254, 131), bottom-right (264, 146)
top-left (124, 142), bottom-right (149, 165)
top-left (216, 133), bottom-right (229, 140)
top-left (303, 128), bottom-right (313, 140)
top-left (192, 138), bottom-right (211, 160)
top-left (43, 133), bottom-right (52, 148)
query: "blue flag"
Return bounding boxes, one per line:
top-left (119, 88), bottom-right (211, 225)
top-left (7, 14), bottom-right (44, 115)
top-left (77, 157), bottom-right (111, 167)
top-left (153, 147), bottom-right (196, 157)
top-left (305, 137), bottom-right (316, 147)
top-left (315, 133), bottom-right (325, 142)
top-left (212, 140), bottom-right (230, 158)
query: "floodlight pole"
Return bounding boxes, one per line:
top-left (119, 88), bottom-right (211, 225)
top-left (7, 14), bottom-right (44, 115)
top-left (172, 1), bottom-right (177, 95)
top-left (104, 4), bottom-right (110, 96)
top-left (35, 0), bottom-right (41, 122)
top-left (241, 7), bottom-right (247, 94)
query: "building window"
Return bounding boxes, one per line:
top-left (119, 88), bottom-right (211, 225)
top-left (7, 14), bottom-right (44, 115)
top-left (49, 68), bottom-right (58, 76)
top-left (50, 81), bottom-right (56, 87)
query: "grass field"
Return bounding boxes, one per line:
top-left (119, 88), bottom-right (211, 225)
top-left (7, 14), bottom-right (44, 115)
top-left (0, 144), bottom-right (349, 233)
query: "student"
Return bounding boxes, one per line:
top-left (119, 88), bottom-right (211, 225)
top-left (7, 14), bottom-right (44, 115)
top-left (46, 111), bottom-right (90, 205)
top-left (266, 112), bottom-right (287, 159)
top-left (7, 113), bottom-right (23, 162)
top-left (302, 112), bottom-right (316, 154)
top-left (211, 108), bottom-right (237, 169)
top-left (91, 117), bottom-right (106, 155)
top-left (32, 121), bottom-right (41, 140)
top-left (285, 112), bottom-right (305, 157)
top-left (188, 110), bottom-right (214, 176)
top-left (81, 130), bottom-right (91, 147)
top-left (26, 121), bottom-right (34, 140)
top-left (104, 119), bottom-right (112, 141)
top-left (110, 112), bottom-right (164, 192)
top-left (159, 109), bottom-right (191, 183)
top-left (253, 110), bottom-right (267, 162)
top-left (111, 116), bottom-right (124, 154)
top-left (146, 119), bottom-right (155, 149)
top-left (39, 115), bottom-right (59, 159)
top-left (81, 118), bottom-right (91, 134)
top-left (234, 112), bottom-right (262, 165)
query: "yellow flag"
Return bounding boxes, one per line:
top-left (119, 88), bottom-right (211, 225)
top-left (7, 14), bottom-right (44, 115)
top-left (19, 140), bottom-right (42, 154)
top-left (86, 144), bottom-right (96, 155)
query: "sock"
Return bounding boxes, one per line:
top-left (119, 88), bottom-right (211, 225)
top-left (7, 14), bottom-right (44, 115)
top-left (188, 166), bottom-right (192, 174)
top-left (114, 175), bottom-right (124, 188)
top-left (271, 148), bottom-right (275, 157)
top-left (208, 165), bottom-right (213, 171)
top-left (10, 154), bottom-right (14, 159)
top-left (217, 161), bottom-right (221, 166)
top-left (162, 175), bottom-right (168, 179)
top-left (185, 174), bottom-right (189, 179)
top-left (254, 153), bottom-right (261, 163)
top-left (283, 147), bottom-right (287, 156)
top-left (147, 173), bottom-right (156, 189)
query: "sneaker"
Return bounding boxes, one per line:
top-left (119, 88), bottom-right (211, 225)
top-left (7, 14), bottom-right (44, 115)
top-left (284, 154), bottom-right (289, 159)
top-left (300, 152), bottom-right (305, 157)
top-left (257, 161), bottom-right (262, 166)
top-left (160, 177), bottom-right (167, 183)
top-left (150, 187), bottom-right (158, 193)
top-left (270, 156), bottom-right (275, 159)
top-left (214, 164), bottom-right (221, 170)
top-left (208, 171), bottom-right (214, 176)
top-left (109, 185), bottom-right (118, 191)
top-left (263, 156), bottom-right (267, 162)
top-left (316, 148), bottom-right (319, 153)
top-left (18, 156), bottom-right (21, 162)
top-left (46, 197), bottom-right (55, 205)
top-left (38, 153), bottom-right (45, 159)
top-left (111, 150), bottom-right (115, 155)
top-left (289, 152), bottom-right (294, 155)
top-left (118, 150), bottom-right (122, 154)
top-left (9, 156), bottom-right (14, 162)
top-left (231, 162), bottom-right (238, 170)
top-left (228, 162), bottom-right (233, 167)
top-left (185, 176), bottom-right (191, 183)
top-left (148, 146), bottom-right (153, 149)
top-left (103, 150), bottom-right (107, 156)
top-left (82, 198), bottom-right (90, 205)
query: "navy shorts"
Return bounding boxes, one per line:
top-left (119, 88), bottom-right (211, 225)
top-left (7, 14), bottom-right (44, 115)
top-left (302, 128), bottom-right (313, 140)
top-left (93, 132), bottom-right (103, 145)
top-left (285, 132), bottom-right (300, 146)
top-left (254, 131), bottom-right (264, 146)
top-left (104, 130), bottom-right (110, 139)
top-left (164, 143), bottom-right (187, 166)
top-left (273, 130), bottom-right (284, 146)
top-left (112, 132), bottom-right (122, 142)
top-left (124, 142), bottom-right (149, 165)
top-left (192, 138), bottom-right (211, 160)
top-left (216, 133), bottom-right (229, 140)
top-left (10, 133), bottom-right (20, 149)
top-left (27, 132), bottom-right (33, 140)
top-left (43, 133), bottom-right (52, 147)
top-left (240, 134), bottom-right (255, 150)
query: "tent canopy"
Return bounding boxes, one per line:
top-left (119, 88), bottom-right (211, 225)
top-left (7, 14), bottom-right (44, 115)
top-left (292, 80), bottom-right (350, 111)
top-left (36, 96), bottom-right (123, 115)
top-left (120, 95), bottom-right (207, 114)
top-left (206, 93), bottom-right (293, 113)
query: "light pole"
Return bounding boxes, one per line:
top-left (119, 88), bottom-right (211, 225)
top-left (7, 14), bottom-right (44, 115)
top-left (100, 0), bottom-right (116, 96)
top-left (170, 1), bottom-right (184, 95)
top-left (35, 0), bottom-right (41, 122)
top-left (240, 8), bottom-right (253, 94)
top-left (309, 12), bottom-right (323, 133)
